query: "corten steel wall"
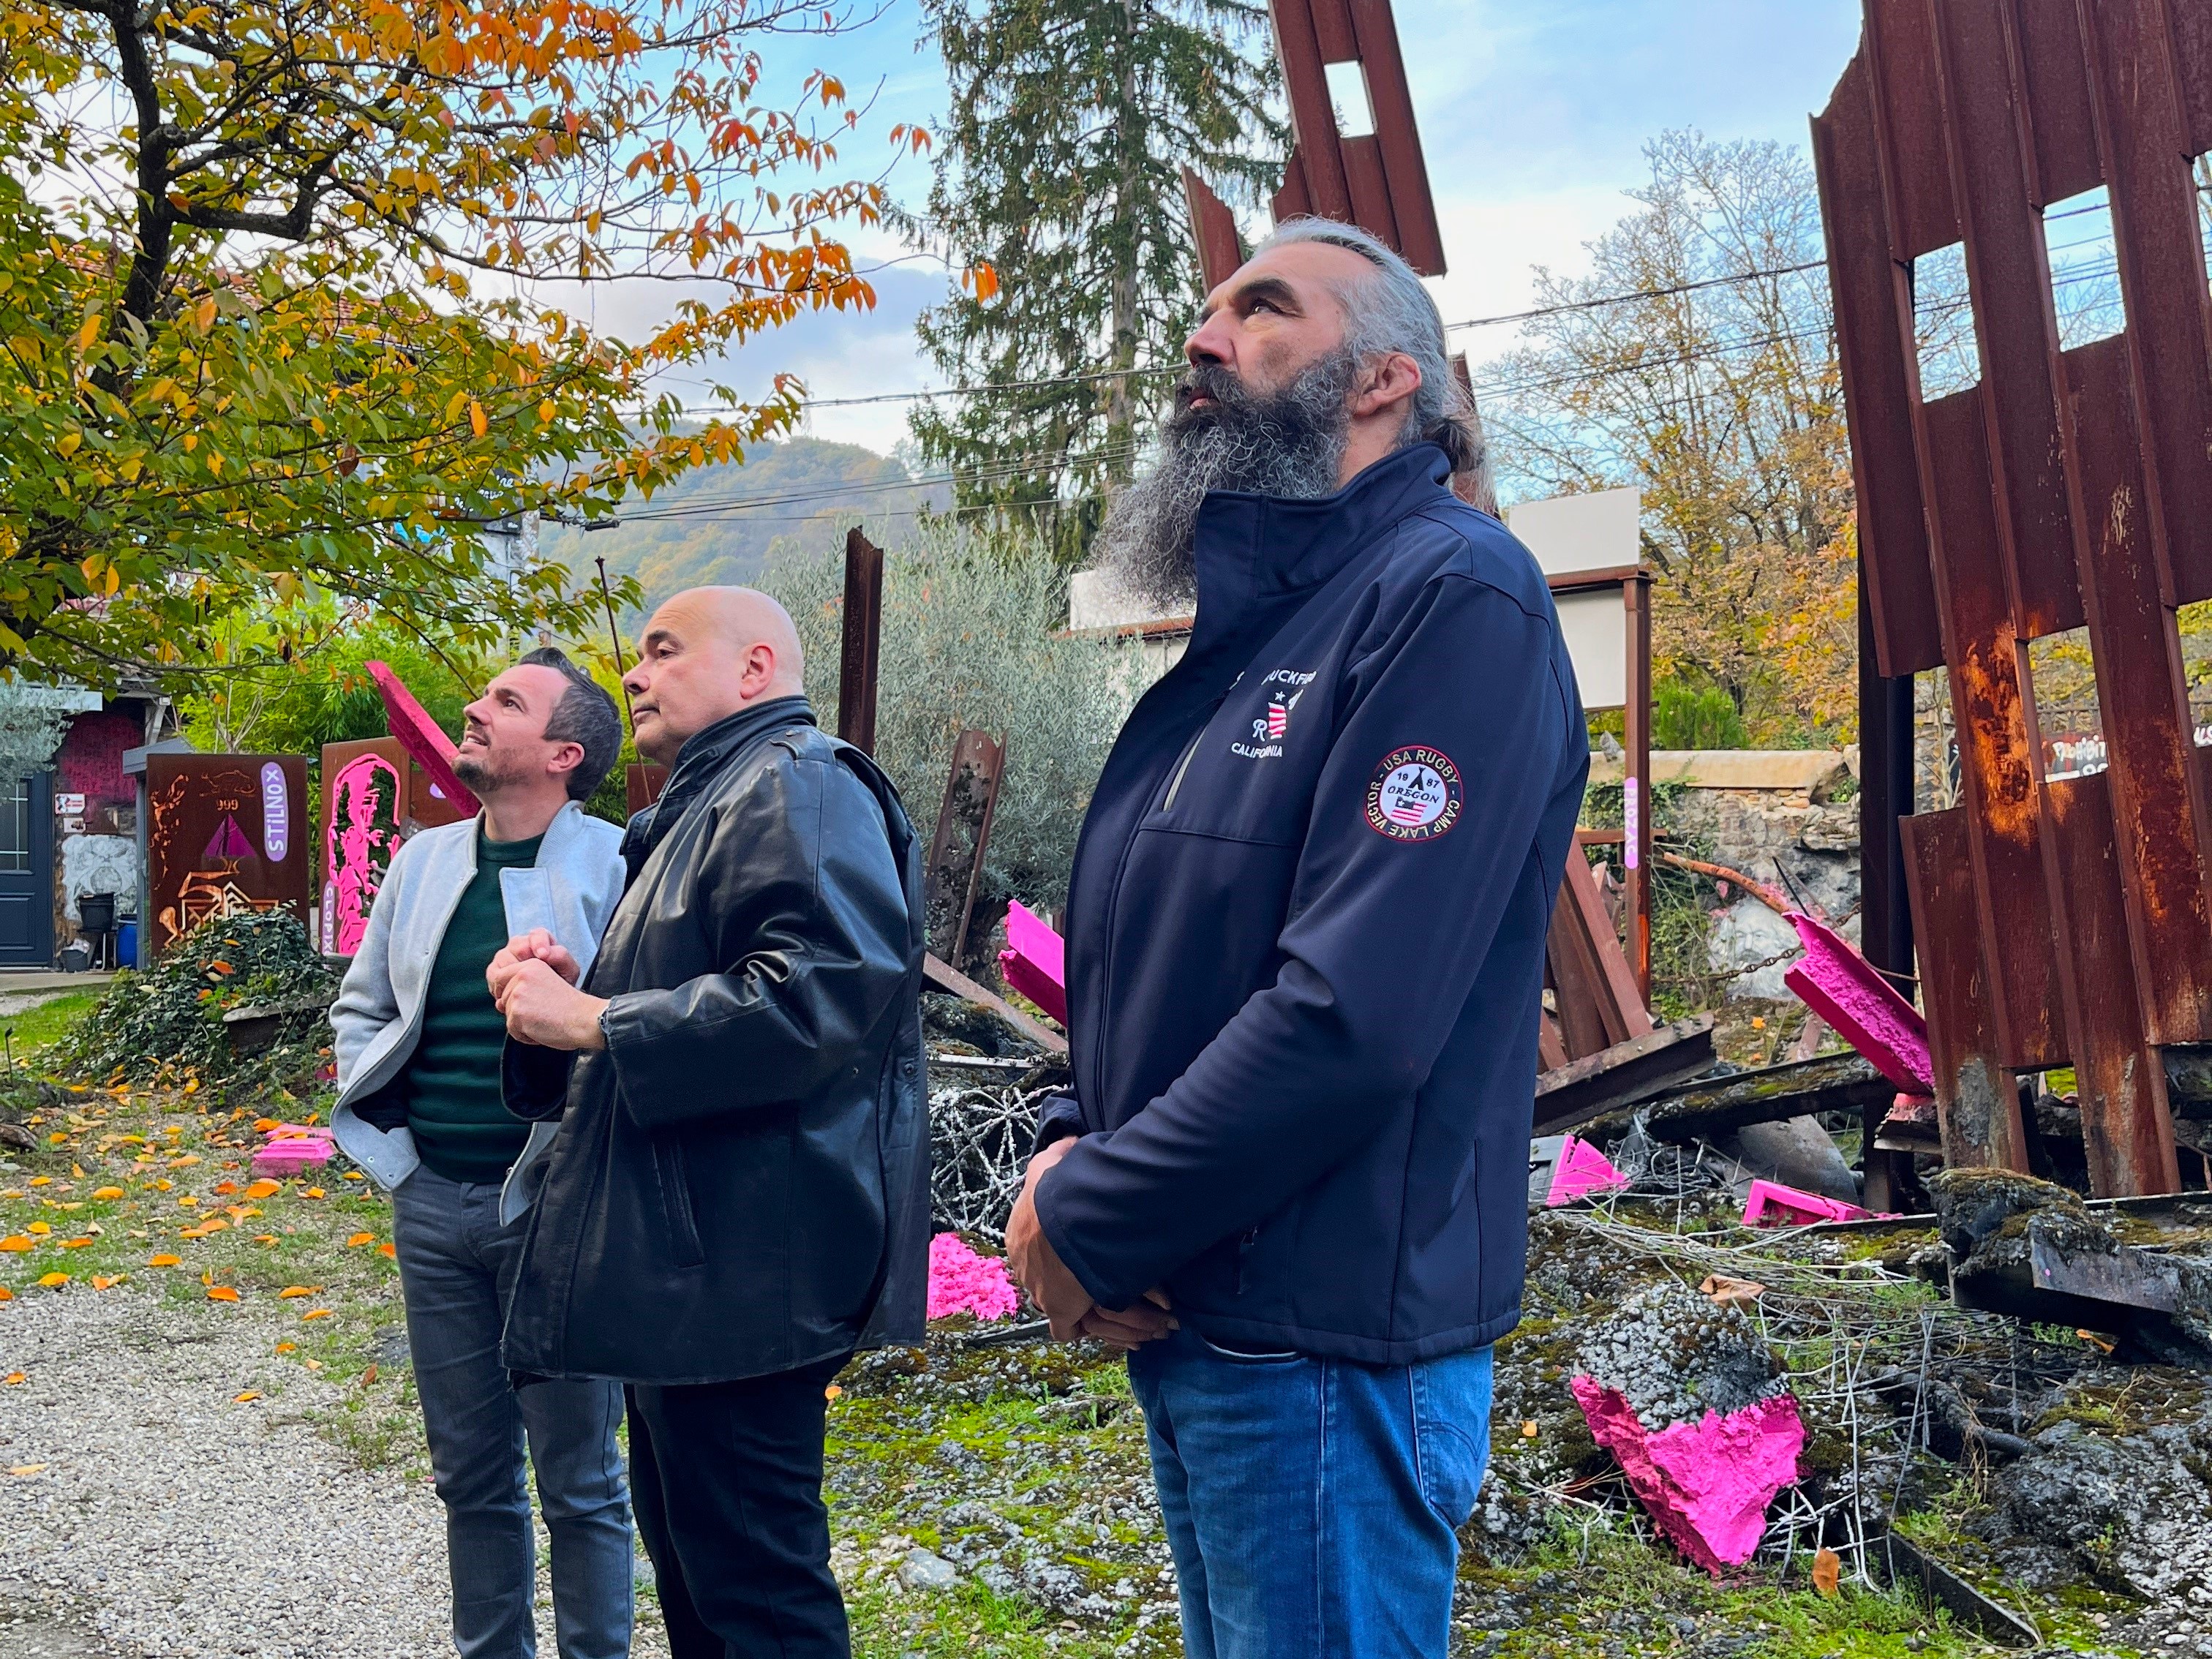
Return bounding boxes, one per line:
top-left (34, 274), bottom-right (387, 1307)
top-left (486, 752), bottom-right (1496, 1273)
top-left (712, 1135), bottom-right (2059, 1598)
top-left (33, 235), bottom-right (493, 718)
top-left (1814, 0), bottom-right (2212, 1195)
top-left (144, 755), bottom-right (311, 956)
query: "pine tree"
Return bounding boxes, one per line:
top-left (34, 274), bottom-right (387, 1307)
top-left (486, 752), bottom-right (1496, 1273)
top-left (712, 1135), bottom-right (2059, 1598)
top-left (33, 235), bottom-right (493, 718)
top-left (903, 0), bottom-right (1284, 557)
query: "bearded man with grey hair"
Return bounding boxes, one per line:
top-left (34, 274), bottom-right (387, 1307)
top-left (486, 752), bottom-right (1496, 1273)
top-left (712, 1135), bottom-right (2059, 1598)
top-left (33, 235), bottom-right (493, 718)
top-left (1005, 219), bottom-right (1589, 1659)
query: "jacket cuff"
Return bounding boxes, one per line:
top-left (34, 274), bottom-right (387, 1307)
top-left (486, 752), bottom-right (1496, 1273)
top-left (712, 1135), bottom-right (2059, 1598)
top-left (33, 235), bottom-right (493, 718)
top-left (1032, 1151), bottom-right (1126, 1311)
top-left (501, 1037), bottom-right (576, 1122)
top-left (1031, 1091), bottom-right (1085, 1156)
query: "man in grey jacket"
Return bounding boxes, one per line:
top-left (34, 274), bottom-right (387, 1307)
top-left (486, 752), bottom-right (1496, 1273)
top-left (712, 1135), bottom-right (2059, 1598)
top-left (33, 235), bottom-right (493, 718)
top-left (331, 648), bottom-right (632, 1659)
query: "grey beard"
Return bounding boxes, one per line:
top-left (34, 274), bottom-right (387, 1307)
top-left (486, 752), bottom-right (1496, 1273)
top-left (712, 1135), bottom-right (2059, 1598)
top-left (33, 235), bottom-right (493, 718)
top-left (1091, 349), bottom-right (1357, 609)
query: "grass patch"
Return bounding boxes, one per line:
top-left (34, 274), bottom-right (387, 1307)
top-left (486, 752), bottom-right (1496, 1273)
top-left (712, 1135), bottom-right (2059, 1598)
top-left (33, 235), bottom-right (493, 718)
top-left (0, 992), bottom-right (100, 1060)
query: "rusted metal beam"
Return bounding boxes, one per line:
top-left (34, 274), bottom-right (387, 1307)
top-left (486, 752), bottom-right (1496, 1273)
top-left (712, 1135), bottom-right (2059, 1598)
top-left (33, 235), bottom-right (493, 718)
top-left (1900, 808), bottom-right (2031, 1171)
top-left (1810, 56), bottom-right (1944, 677)
top-left (837, 527), bottom-right (884, 755)
top-left (1182, 168), bottom-right (1244, 295)
top-left (922, 729), bottom-right (1006, 968)
top-left (1546, 849), bottom-right (1652, 1061)
top-left (1530, 1017), bottom-right (1717, 1140)
top-left (923, 952), bottom-right (1067, 1055)
top-left (2042, 772), bottom-right (2182, 1196)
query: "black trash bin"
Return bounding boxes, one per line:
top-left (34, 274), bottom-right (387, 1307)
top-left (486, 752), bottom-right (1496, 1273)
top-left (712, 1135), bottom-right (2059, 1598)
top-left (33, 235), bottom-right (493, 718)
top-left (77, 893), bottom-right (116, 935)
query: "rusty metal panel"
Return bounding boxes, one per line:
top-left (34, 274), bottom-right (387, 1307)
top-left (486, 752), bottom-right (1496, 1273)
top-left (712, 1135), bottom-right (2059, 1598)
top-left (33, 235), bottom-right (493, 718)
top-left (922, 730), bottom-right (1006, 968)
top-left (1264, 0), bottom-right (1445, 275)
top-left (2077, 0), bottom-right (2212, 606)
top-left (1933, 0), bottom-right (2085, 639)
top-left (1267, 0), bottom-right (1355, 222)
top-left (145, 755), bottom-right (311, 957)
top-left (2009, 0), bottom-right (2102, 203)
top-left (1812, 59), bottom-right (1946, 676)
top-left (1901, 808), bottom-right (2033, 1170)
top-left (1864, 0), bottom-right (1963, 258)
top-left (1344, 0), bottom-right (1445, 274)
top-left (2058, 334), bottom-right (2212, 1042)
top-left (1183, 168), bottom-right (1244, 295)
top-left (1919, 389), bottom-right (2069, 1067)
top-left (2042, 772), bottom-right (2183, 1195)
top-left (2159, 0), bottom-right (2212, 156)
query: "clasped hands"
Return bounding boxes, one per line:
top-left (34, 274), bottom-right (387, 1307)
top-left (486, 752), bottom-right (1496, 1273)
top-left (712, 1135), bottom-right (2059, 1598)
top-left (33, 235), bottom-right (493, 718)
top-left (1004, 1137), bottom-right (1175, 1350)
top-left (487, 928), bottom-right (609, 1051)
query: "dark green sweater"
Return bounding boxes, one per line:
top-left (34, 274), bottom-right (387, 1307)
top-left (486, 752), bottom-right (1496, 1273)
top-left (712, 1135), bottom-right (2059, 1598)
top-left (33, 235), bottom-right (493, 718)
top-left (402, 827), bottom-right (543, 1184)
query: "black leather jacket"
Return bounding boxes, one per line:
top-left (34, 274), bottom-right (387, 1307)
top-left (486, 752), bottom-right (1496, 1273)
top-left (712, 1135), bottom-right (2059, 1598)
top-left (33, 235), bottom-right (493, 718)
top-left (500, 698), bottom-right (929, 1384)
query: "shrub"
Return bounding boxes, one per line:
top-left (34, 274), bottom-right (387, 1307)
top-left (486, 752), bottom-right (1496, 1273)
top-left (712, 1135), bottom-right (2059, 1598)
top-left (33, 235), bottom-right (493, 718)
top-left (1652, 678), bottom-right (1749, 750)
top-left (759, 517), bottom-right (1142, 917)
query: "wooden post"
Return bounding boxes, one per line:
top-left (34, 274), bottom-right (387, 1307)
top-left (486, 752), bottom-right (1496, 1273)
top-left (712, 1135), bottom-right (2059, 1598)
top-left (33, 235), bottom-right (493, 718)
top-left (838, 527), bottom-right (884, 755)
top-left (1622, 571), bottom-right (1653, 1000)
top-left (922, 730), bottom-right (1007, 967)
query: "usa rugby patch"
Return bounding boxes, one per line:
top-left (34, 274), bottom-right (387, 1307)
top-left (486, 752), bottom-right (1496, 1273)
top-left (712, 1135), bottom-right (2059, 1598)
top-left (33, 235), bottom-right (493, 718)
top-left (1365, 747), bottom-right (1462, 842)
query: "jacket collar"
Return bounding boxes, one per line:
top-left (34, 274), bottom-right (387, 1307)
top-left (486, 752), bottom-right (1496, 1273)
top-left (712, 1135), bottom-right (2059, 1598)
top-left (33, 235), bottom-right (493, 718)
top-left (1186, 442), bottom-right (1454, 658)
top-left (620, 696), bottom-right (816, 879)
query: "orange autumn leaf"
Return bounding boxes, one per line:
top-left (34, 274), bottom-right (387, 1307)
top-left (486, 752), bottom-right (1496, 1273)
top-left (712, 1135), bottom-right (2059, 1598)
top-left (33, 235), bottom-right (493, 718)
top-left (1811, 1548), bottom-right (1841, 1598)
top-left (58, 1238), bottom-right (91, 1249)
top-left (277, 1285), bottom-right (321, 1298)
top-left (234, 1391), bottom-right (261, 1403)
top-left (91, 1275), bottom-right (121, 1290)
top-left (274, 1342), bottom-right (296, 1355)
top-left (361, 1363), bottom-right (379, 1386)
top-left (37, 1273), bottom-right (67, 1288)
top-left (301, 1308), bottom-right (332, 1321)
top-left (252, 1118), bottom-right (282, 1132)
top-left (212, 1181), bottom-right (238, 1196)
top-left (1, 1372), bottom-right (20, 1384)
top-left (377, 1242), bottom-right (396, 1259)
top-left (346, 1233), bottom-right (375, 1247)
top-left (343, 1171), bottom-right (364, 1181)
top-left (206, 1285), bottom-right (240, 1302)
top-left (302, 1188), bottom-right (325, 1200)
top-left (91, 1186), bottom-right (123, 1200)
top-left (469, 399), bottom-right (489, 437)
top-left (147, 1254), bottom-right (181, 1268)
top-left (10, 1464), bottom-right (45, 1477)
top-left (0, 1287), bottom-right (13, 1302)
top-left (25, 1222), bottom-right (49, 1236)
top-left (0, 1237), bottom-right (33, 1254)
top-left (244, 1180), bottom-right (281, 1200)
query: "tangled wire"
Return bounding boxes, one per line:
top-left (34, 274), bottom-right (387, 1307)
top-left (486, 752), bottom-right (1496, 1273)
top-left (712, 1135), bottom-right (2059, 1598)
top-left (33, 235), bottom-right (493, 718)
top-left (929, 1081), bottom-right (1053, 1244)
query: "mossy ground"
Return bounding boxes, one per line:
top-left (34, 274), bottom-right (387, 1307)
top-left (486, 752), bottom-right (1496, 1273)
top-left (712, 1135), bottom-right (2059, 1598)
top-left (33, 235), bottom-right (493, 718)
top-left (0, 992), bottom-right (2186, 1658)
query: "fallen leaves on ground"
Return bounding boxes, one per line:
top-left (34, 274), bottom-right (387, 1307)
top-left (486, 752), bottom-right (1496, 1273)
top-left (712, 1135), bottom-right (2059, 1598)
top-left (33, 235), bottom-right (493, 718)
top-left (345, 1232), bottom-right (374, 1247)
top-left (1811, 1548), bottom-right (1841, 1598)
top-left (277, 1285), bottom-right (321, 1298)
top-left (146, 1254), bottom-right (180, 1268)
top-left (206, 1286), bottom-right (240, 1303)
top-left (91, 1186), bottom-right (122, 1200)
top-left (301, 1309), bottom-right (332, 1321)
top-left (10, 1465), bottom-right (45, 1478)
top-left (233, 1391), bottom-right (261, 1404)
top-left (37, 1273), bottom-right (66, 1288)
top-left (244, 1180), bottom-right (282, 1199)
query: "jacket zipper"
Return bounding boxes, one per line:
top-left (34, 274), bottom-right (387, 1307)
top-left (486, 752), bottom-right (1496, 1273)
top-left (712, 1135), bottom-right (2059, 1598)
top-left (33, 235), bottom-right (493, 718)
top-left (1160, 729), bottom-right (1207, 812)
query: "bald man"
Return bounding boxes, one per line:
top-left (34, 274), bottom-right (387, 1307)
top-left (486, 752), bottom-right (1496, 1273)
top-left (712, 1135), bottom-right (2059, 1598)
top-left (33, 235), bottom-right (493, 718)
top-left (492, 587), bottom-right (929, 1659)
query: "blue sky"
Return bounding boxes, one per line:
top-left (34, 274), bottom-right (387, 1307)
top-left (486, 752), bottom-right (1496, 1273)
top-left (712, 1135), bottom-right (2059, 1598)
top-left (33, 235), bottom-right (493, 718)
top-left (609, 0), bottom-right (1867, 454)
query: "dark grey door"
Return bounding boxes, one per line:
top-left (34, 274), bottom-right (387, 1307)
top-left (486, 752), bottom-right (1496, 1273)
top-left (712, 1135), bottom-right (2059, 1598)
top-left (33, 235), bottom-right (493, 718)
top-left (0, 773), bottom-right (53, 966)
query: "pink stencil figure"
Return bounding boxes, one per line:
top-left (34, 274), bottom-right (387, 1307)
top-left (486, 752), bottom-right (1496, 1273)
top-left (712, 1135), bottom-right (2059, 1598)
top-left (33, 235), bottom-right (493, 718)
top-left (326, 753), bottom-right (402, 956)
top-left (203, 814), bottom-right (255, 863)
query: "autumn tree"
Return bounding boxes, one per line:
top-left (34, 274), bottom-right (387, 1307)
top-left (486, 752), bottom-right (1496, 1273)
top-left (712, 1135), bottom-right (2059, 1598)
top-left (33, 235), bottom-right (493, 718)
top-left (0, 0), bottom-right (913, 687)
top-left (1485, 131), bottom-right (1855, 742)
top-left (900, 0), bottom-right (1282, 557)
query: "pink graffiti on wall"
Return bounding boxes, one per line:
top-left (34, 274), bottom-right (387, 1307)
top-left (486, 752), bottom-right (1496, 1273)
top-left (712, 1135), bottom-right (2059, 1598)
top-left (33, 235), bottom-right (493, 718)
top-left (326, 753), bottom-right (402, 955)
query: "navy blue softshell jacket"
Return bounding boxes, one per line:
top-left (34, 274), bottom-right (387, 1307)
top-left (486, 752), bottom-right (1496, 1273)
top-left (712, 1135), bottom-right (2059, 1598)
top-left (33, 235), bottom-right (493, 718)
top-left (1034, 443), bottom-right (1589, 1366)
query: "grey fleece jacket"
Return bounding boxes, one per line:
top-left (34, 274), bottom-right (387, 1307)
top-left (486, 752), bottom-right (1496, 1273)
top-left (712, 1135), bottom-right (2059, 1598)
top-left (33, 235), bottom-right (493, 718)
top-left (328, 801), bottom-right (625, 1222)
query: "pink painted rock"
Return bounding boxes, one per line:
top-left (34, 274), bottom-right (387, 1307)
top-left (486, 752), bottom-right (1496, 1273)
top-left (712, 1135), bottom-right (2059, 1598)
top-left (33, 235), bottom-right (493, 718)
top-left (1546, 1135), bottom-right (1630, 1205)
top-left (252, 1126), bottom-right (334, 1178)
top-left (1742, 1178), bottom-right (1870, 1227)
top-left (366, 661), bottom-right (482, 819)
top-left (1781, 911), bottom-right (1932, 1094)
top-left (1572, 1377), bottom-right (1805, 1573)
top-left (927, 1233), bottom-right (1020, 1323)
top-left (998, 900), bottom-right (1067, 1026)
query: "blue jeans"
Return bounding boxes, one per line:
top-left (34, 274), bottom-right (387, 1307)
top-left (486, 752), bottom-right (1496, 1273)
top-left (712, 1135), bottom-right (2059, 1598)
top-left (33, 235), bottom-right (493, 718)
top-left (1126, 1327), bottom-right (1494, 1659)
top-left (393, 1166), bottom-right (634, 1659)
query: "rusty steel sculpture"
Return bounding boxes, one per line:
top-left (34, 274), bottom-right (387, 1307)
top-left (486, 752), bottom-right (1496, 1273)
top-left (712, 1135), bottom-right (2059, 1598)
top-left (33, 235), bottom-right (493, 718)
top-left (1816, 0), bottom-right (2212, 1196)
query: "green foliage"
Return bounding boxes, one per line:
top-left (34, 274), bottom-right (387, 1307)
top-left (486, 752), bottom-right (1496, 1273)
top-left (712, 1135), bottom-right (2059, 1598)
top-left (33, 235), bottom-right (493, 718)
top-left (901, 0), bottom-right (1284, 557)
top-left (1581, 778), bottom-right (1720, 1019)
top-left (760, 518), bottom-right (1143, 914)
top-left (0, 991), bottom-right (99, 1062)
top-left (542, 437), bottom-right (952, 628)
top-left (61, 911), bottom-right (336, 1083)
top-left (1652, 677), bottom-right (1750, 750)
top-left (177, 610), bottom-right (482, 758)
top-left (0, 0), bottom-right (894, 689)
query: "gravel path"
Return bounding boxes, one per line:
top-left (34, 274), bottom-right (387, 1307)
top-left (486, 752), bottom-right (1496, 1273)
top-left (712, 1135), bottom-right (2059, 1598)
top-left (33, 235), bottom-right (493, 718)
top-left (0, 1290), bottom-right (669, 1658)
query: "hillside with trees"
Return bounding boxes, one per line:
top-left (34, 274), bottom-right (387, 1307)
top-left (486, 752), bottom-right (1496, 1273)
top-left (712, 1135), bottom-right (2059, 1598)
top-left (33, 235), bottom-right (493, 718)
top-left (540, 437), bottom-right (952, 624)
